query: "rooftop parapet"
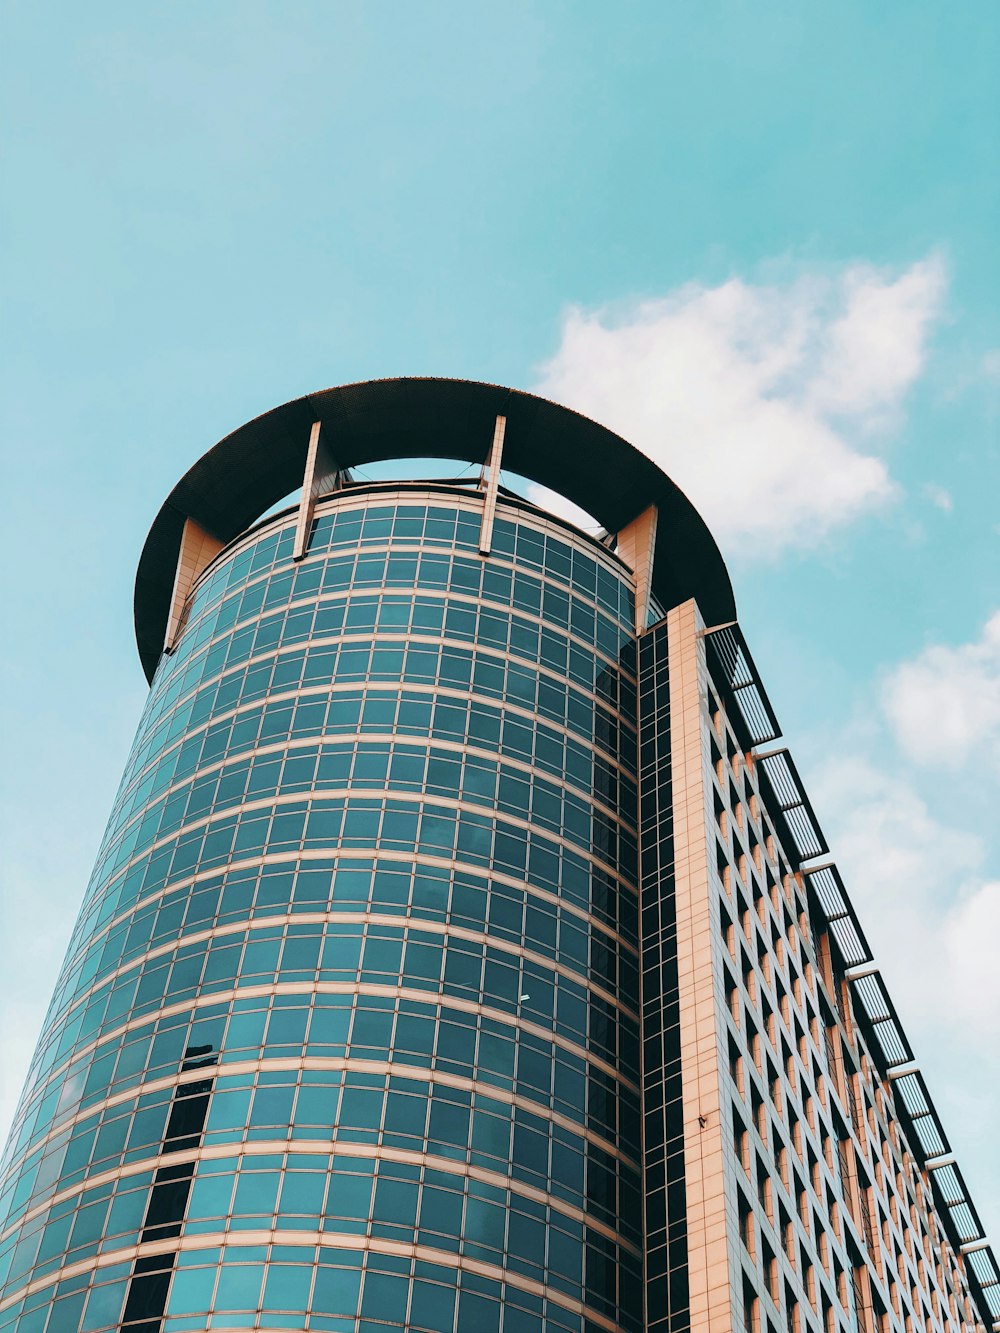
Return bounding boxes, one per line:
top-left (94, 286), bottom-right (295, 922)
top-left (134, 377), bottom-right (736, 682)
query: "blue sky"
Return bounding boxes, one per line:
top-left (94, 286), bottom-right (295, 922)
top-left (1, 1), bottom-right (998, 1237)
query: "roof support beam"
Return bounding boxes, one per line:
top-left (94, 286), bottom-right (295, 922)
top-left (164, 517), bottom-right (223, 654)
top-left (478, 414), bottom-right (506, 556)
top-left (845, 964), bottom-right (881, 982)
top-left (135, 380), bottom-right (739, 681)
top-left (294, 421), bottom-right (342, 561)
top-left (887, 1063), bottom-right (920, 1081)
top-left (616, 504), bottom-right (658, 634)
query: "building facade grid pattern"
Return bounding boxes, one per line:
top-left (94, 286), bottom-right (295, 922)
top-left (0, 493), bottom-right (645, 1333)
top-left (702, 648), bottom-right (986, 1333)
top-left (636, 626), bottom-right (689, 1333)
top-left (0, 426), bottom-right (993, 1333)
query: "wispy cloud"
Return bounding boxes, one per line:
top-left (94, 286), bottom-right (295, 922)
top-left (811, 614), bottom-right (1000, 1235)
top-left (922, 482), bottom-right (953, 512)
top-left (813, 754), bottom-right (996, 1034)
top-left (532, 255), bottom-right (946, 555)
top-left (814, 747), bottom-right (1000, 1228)
top-left (882, 610), bottom-right (1000, 767)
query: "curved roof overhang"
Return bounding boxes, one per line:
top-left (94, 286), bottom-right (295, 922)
top-left (134, 377), bottom-right (735, 682)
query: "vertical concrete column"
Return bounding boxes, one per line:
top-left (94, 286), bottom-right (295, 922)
top-left (164, 518), bottom-right (223, 653)
top-left (667, 598), bottom-right (736, 1333)
top-left (617, 505), bottom-right (658, 634)
top-left (478, 414), bottom-right (506, 555)
top-left (294, 421), bottom-right (342, 561)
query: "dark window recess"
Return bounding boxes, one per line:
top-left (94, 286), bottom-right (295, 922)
top-left (121, 1044), bottom-right (217, 1332)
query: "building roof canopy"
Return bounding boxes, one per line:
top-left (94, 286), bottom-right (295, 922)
top-left (134, 377), bottom-right (736, 681)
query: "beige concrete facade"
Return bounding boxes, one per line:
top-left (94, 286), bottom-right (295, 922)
top-left (698, 626), bottom-right (995, 1333)
top-left (666, 599), bottom-right (738, 1333)
top-left (477, 413), bottom-right (506, 555)
top-left (164, 517), bottom-right (223, 652)
top-left (293, 419), bottom-right (342, 560)
top-left (618, 504), bottom-right (658, 634)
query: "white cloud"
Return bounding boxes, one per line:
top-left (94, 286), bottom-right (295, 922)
top-left (815, 749), bottom-right (1000, 1235)
top-left (532, 255), bottom-right (946, 555)
top-left (922, 482), bottom-right (953, 512)
top-left (882, 611), bottom-right (1000, 767)
top-left (812, 754), bottom-right (984, 1018)
top-left (940, 879), bottom-right (1000, 1033)
top-left (804, 256), bottom-right (946, 423)
top-left (812, 742), bottom-right (1000, 1216)
top-left (808, 600), bottom-right (1000, 1237)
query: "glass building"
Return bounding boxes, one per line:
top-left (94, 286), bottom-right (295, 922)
top-left (0, 379), bottom-right (995, 1333)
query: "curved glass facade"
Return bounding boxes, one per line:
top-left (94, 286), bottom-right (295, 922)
top-left (0, 489), bottom-right (643, 1333)
top-left (4, 379), bottom-right (996, 1333)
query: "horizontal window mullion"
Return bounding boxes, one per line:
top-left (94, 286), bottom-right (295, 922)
top-left (129, 624), bottom-right (635, 797)
top-left (112, 674), bottom-right (635, 834)
top-left (55, 909), bottom-right (638, 1038)
top-left (47, 844), bottom-right (638, 1047)
top-left (0, 1230), bottom-right (625, 1332)
top-left (18, 979), bottom-right (638, 1151)
top-left (4, 1098), bottom-right (638, 1252)
top-left (103, 787), bottom-right (636, 909)
top-left (104, 730), bottom-right (636, 874)
top-left (2, 1050), bottom-right (637, 1237)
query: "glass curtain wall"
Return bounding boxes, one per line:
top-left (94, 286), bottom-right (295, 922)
top-left (0, 488), bottom-right (644, 1333)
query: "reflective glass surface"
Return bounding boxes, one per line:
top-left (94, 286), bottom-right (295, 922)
top-left (0, 492), bottom-right (641, 1332)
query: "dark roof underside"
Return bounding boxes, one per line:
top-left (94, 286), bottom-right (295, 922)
top-left (134, 377), bottom-right (735, 681)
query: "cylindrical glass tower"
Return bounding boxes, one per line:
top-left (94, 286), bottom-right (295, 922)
top-left (0, 379), bottom-right (735, 1333)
